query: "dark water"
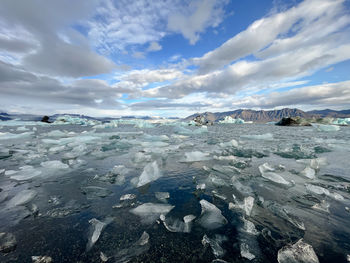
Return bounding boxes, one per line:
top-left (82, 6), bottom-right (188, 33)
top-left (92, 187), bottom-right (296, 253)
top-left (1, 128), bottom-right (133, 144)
top-left (0, 121), bottom-right (349, 262)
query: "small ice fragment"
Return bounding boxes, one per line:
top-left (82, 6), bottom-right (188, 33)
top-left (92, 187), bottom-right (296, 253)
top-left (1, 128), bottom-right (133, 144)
top-left (219, 139), bottom-right (238, 148)
top-left (0, 232), bottom-right (17, 253)
top-left (100, 252), bottom-right (108, 262)
top-left (161, 214), bottom-right (196, 233)
top-left (198, 200), bottom-right (227, 229)
top-left (242, 217), bottom-right (259, 235)
top-left (184, 151), bottom-right (210, 162)
top-left (31, 256), bottom-right (52, 263)
top-left (137, 161), bottom-right (162, 187)
top-left (130, 203), bottom-right (174, 224)
top-left (242, 196), bottom-right (254, 216)
top-left (240, 243), bottom-right (256, 260)
top-left (7, 190), bottom-right (37, 207)
top-left (202, 234), bottom-right (228, 258)
top-left (86, 218), bottom-right (112, 251)
top-left (312, 200), bottom-right (330, 213)
top-left (196, 183), bottom-right (206, 190)
top-left (120, 194), bottom-right (136, 201)
top-left (300, 167), bottom-right (316, 179)
top-left (138, 231), bottom-right (150, 246)
top-left (277, 239), bottom-right (319, 263)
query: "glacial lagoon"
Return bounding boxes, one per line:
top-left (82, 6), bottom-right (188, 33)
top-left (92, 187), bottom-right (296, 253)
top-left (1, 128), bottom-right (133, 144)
top-left (0, 119), bottom-right (349, 262)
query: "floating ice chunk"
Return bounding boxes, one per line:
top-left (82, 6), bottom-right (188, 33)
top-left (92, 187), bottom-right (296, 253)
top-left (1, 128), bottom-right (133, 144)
top-left (31, 256), bottom-right (52, 263)
top-left (54, 115), bottom-right (101, 126)
top-left (312, 200), bottom-right (330, 213)
top-left (0, 131), bottom-right (33, 140)
top-left (184, 151), bottom-right (210, 162)
top-left (7, 190), bottom-right (37, 207)
top-left (212, 191), bottom-right (227, 200)
top-left (86, 218), bottom-right (112, 251)
top-left (161, 214), bottom-right (196, 233)
top-left (219, 116), bottom-right (245, 124)
top-left (300, 167), bottom-right (316, 179)
top-left (196, 183), bottom-right (206, 190)
top-left (134, 152), bottom-right (151, 163)
top-left (241, 133), bottom-right (274, 140)
top-left (277, 239), bottom-right (319, 263)
top-left (16, 126), bottom-right (29, 131)
top-left (120, 194), bottom-right (136, 201)
top-left (0, 232), bottom-right (17, 253)
top-left (9, 166), bottom-right (42, 181)
top-left (311, 123), bottom-right (340, 132)
top-left (198, 200), bottom-right (227, 229)
top-left (202, 234), bottom-right (228, 258)
top-left (137, 161), bottom-right (162, 187)
top-left (155, 192), bottom-right (170, 201)
top-left (305, 184), bottom-right (330, 196)
top-left (240, 243), bottom-right (255, 260)
top-left (259, 163), bottom-right (290, 185)
top-left (219, 139), bottom-right (238, 148)
top-left (242, 196), bottom-right (254, 216)
top-left (242, 217), bottom-right (259, 235)
top-left (130, 203), bottom-right (174, 224)
top-left (46, 130), bottom-right (66, 137)
top-left (40, 160), bottom-right (69, 170)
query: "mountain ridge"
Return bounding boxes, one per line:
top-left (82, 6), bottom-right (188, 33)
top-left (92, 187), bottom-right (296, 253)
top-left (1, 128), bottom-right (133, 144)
top-left (184, 108), bottom-right (350, 122)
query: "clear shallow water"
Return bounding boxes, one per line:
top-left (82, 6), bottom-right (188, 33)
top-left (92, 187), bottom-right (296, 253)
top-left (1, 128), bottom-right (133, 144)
top-left (0, 122), bottom-right (349, 262)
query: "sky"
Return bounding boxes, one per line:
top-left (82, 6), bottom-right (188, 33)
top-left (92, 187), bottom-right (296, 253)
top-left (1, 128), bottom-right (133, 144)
top-left (0, 0), bottom-right (350, 118)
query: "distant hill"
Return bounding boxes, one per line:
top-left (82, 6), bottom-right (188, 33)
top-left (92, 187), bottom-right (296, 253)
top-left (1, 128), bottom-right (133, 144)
top-left (184, 108), bottom-right (350, 123)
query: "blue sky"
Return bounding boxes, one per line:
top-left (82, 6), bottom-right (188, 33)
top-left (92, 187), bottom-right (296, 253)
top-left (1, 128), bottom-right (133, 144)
top-left (0, 0), bottom-right (350, 117)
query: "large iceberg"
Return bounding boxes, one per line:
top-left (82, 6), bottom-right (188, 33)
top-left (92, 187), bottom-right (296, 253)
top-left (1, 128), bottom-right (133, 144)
top-left (219, 116), bottom-right (245, 124)
top-left (53, 115), bottom-right (101, 126)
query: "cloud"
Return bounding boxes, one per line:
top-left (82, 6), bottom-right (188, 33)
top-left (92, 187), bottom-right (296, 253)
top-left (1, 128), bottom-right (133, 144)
top-left (0, 62), bottom-right (123, 110)
top-left (167, 0), bottom-right (228, 44)
top-left (130, 100), bottom-right (210, 109)
top-left (193, 0), bottom-right (349, 74)
top-left (229, 80), bottom-right (350, 109)
top-left (147, 41), bottom-right (162, 52)
top-left (132, 51), bottom-right (146, 59)
top-left (148, 0), bottom-right (350, 99)
top-left (0, 0), bottom-right (115, 77)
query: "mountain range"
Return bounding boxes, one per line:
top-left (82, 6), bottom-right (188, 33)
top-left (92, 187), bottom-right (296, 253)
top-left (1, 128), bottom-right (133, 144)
top-left (184, 108), bottom-right (350, 123)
